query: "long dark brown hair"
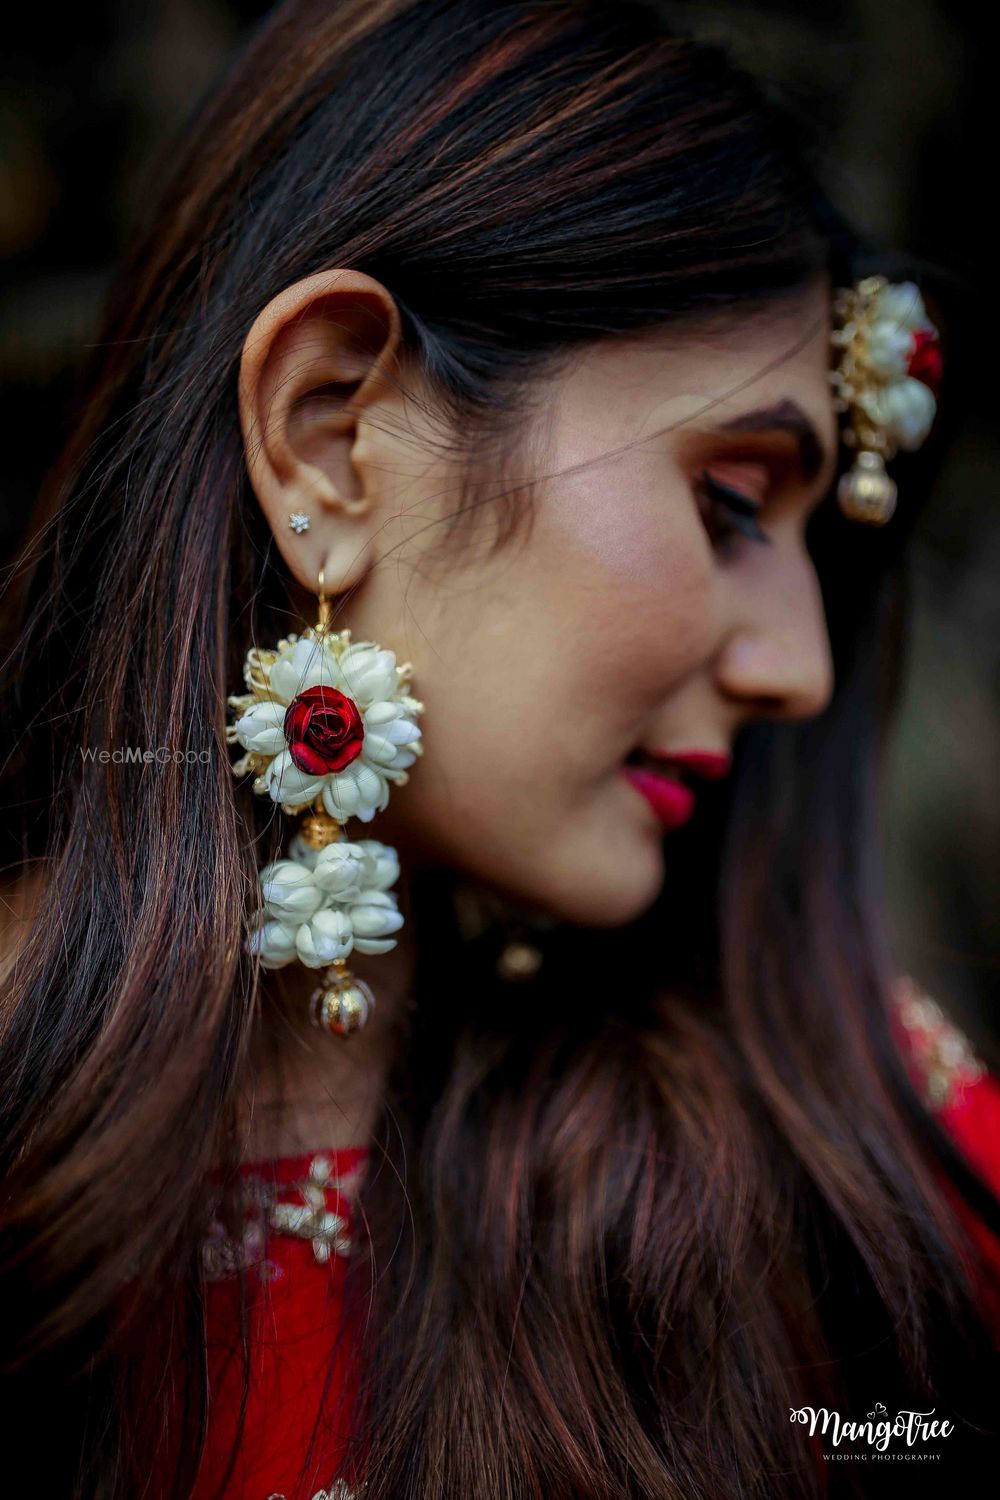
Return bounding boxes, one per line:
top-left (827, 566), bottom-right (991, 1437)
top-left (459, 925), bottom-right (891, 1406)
top-left (1, 2), bottom-right (997, 1496)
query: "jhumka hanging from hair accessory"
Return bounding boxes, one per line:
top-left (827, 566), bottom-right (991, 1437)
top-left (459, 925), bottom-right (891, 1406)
top-left (225, 566), bottom-right (424, 1036)
top-left (829, 277), bottom-right (943, 525)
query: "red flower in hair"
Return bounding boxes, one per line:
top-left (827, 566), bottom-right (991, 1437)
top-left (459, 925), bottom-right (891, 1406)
top-left (283, 686), bottom-right (364, 776)
top-left (907, 328), bottom-right (943, 397)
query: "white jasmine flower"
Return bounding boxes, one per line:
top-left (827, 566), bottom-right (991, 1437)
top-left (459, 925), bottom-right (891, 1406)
top-left (870, 280), bottom-right (932, 334)
top-left (859, 377), bottom-right (936, 451)
top-left (311, 841), bottom-right (373, 898)
top-left (286, 833), bottom-right (322, 871)
top-left (866, 320), bottom-right (914, 380)
top-left (247, 912), bottom-right (299, 969)
top-left (349, 891), bottom-right (406, 955)
top-left (296, 908), bottom-right (355, 967)
top-left (258, 859), bottom-right (325, 922)
top-left (355, 839), bottom-right (401, 890)
top-left (247, 840), bottom-right (404, 969)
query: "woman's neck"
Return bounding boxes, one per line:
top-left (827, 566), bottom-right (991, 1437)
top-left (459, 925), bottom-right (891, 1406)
top-left (238, 913), bottom-right (417, 1161)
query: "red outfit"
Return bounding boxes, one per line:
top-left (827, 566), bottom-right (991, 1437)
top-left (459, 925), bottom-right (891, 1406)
top-left (889, 977), bottom-right (1000, 1339)
top-left (182, 982), bottom-right (1000, 1499)
top-left (190, 1146), bottom-right (370, 1500)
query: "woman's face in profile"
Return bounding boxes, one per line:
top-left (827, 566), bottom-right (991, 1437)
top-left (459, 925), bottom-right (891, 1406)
top-left (241, 276), bottom-right (839, 929)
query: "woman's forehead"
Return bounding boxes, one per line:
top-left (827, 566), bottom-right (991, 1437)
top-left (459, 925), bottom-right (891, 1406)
top-left (539, 287), bottom-right (838, 472)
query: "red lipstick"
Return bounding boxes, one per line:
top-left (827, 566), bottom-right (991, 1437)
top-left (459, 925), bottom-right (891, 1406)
top-left (621, 746), bottom-right (731, 830)
top-left (623, 766), bottom-right (697, 828)
top-left (651, 749), bottom-right (731, 780)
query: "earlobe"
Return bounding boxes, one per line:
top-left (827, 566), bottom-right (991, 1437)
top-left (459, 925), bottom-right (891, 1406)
top-left (237, 269), bottom-right (403, 594)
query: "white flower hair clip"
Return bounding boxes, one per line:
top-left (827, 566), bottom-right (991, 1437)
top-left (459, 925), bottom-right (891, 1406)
top-left (226, 576), bottom-right (424, 1036)
top-left (830, 276), bottom-right (942, 525)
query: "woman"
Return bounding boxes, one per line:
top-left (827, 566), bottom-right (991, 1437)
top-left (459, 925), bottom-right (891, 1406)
top-left (0, 1), bottom-right (997, 1496)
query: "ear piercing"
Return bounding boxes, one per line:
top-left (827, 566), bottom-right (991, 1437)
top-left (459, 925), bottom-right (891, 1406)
top-left (288, 512), bottom-right (311, 534)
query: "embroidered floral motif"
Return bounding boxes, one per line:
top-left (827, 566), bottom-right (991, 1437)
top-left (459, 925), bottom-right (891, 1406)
top-left (266, 1482), bottom-right (366, 1499)
top-left (893, 974), bottom-right (987, 1112)
top-left (202, 1153), bottom-right (356, 1283)
top-left (268, 1153), bottom-right (355, 1263)
top-left (202, 1215), bottom-right (285, 1284)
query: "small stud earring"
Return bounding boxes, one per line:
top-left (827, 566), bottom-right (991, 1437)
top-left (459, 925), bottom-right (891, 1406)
top-left (288, 511), bottom-right (311, 534)
top-left (496, 940), bottom-right (543, 982)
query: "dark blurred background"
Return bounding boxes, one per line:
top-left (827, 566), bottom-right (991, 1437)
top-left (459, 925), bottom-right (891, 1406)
top-left (1, 1), bottom-right (996, 1052)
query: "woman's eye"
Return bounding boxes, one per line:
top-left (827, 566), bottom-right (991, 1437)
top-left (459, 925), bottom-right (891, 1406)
top-left (695, 468), bottom-right (772, 553)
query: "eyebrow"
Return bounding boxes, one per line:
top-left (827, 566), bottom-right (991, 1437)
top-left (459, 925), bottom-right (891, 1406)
top-left (708, 399), bottom-right (833, 488)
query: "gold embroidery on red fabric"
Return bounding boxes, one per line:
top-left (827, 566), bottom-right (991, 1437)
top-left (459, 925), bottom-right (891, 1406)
top-left (265, 1481), bottom-right (367, 1499)
top-left (893, 974), bottom-right (987, 1112)
top-left (266, 1486), bottom-right (365, 1499)
top-left (202, 1153), bottom-right (356, 1282)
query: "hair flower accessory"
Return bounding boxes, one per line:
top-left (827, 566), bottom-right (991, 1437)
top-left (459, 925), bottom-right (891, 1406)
top-left (829, 276), bottom-right (942, 525)
top-left (226, 589), bottom-right (424, 1037)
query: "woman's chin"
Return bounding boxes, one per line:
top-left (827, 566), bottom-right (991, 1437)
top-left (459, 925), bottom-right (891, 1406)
top-left (530, 835), bottom-right (666, 930)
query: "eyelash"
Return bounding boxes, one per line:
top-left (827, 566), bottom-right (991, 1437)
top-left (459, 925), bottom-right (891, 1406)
top-left (695, 468), bottom-right (772, 552)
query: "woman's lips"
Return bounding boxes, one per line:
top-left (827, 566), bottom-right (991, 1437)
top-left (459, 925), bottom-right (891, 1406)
top-left (660, 749), bottom-right (730, 779)
top-left (622, 765), bottom-right (697, 828)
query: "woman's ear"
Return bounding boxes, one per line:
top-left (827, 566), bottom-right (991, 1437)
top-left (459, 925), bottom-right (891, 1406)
top-left (238, 269), bottom-right (403, 595)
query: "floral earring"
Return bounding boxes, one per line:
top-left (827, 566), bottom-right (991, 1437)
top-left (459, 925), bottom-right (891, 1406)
top-left (225, 566), bottom-right (424, 1035)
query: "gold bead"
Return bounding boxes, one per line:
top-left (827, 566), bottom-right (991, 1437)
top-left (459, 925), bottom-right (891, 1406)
top-left (309, 965), bottom-right (375, 1036)
top-left (836, 451), bottom-right (897, 525)
top-left (298, 811), bottom-right (343, 850)
top-left (496, 940), bottom-right (542, 981)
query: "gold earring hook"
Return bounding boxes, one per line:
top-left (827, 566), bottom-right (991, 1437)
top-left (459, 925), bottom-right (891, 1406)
top-left (316, 562), bottom-right (331, 634)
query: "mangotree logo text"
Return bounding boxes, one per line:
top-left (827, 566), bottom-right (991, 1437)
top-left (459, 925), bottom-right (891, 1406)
top-left (789, 1401), bottom-right (954, 1452)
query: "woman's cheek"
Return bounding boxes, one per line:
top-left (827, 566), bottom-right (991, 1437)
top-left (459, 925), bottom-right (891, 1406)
top-left (540, 462), bottom-right (716, 683)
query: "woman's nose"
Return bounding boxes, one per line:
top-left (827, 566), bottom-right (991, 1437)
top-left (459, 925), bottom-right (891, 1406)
top-left (712, 540), bottom-right (835, 723)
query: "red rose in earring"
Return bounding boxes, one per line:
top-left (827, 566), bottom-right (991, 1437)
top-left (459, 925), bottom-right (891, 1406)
top-left (226, 567), bottom-right (423, 1035)
top-left (283, 686), bottom-right (365, 775)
